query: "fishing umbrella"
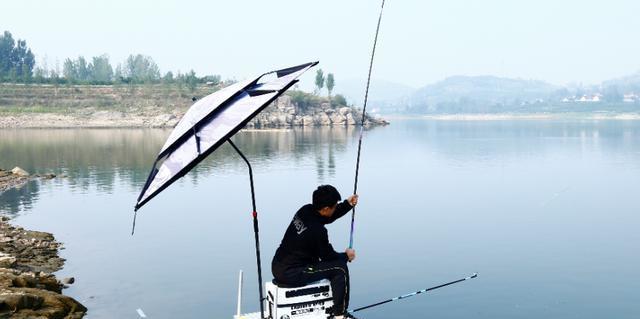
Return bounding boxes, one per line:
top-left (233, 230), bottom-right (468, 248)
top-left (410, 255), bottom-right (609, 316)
top-left (135, 61), bottom-right (317, 211)
top-left (133, 61), bottom-right (318, 318)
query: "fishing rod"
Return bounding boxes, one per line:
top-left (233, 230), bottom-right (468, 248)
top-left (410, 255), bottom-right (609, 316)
top-left (351, 273), bottom-right (478, 312)
top-left (350, 0), bottom-right (386, 249)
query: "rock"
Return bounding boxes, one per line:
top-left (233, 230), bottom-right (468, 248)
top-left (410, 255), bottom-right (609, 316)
top-left (11, 167), bottom-right (30, 177)
top-left (317, 112), bottom-right (331, 125)
top-left (339, 107), bottom-right (350, 116)
top-left (13, 274), bottom-right (37, 287)
top-left (277, 115), bottom-right (288, 126)
top-left (62, 277), bottom-right (75, 285)
top-left (331, 113), bottom-right (346, 125)
top-left (240, 95), bottom-right (387, 127)
top-left (346, 113), bottom-right (356, 125)
top-left (285, 114), bottom-right (294, 124)
top-left (278, 95), bottom-right (292, 107)
top-left (302, 115), bottom-right (314, 126)
top-left (41, 173), bottom-right (56, 180)
top-left (0, 253), bottom-right (17, 268)
top-left (0, 217), bottom-right (86, 318)
top-left (269, 116), bottom-right (280, 126)
top-left (0, 291), bottom-right (45, 310)
top-left (151, 114), bottom-right (176, 127)
top-left (0, 287), bottom-right (87, 318)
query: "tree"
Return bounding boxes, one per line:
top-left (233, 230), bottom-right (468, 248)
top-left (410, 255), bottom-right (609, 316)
top-left (64, 56), bottom-right (95, 83)
top-left (90, 54), bottom-right (113, 83)
top-left (76, 56), bottom-right (89, 82)
top-left (8, 67), bottom-right (16, 83)
top-left (315, 69), bottom-right (325, 95)
top-left (63, 58), bottom-right (77, 83)
top-left (114, 64), bottom-right (124, 83)
top-left (0, 31), bottom-right (14, 79)
top-left (21, 64), bottom-right (31, 83)
top-left (51, 60), bottom-right (61, 92)
top-left (333, 94), bottom-right (348, 106)
top-left (175, 71), bottom-right (185, 93)
top-left (185, 69), bottom-right (198, 93)
top-left (124, 54), bottom-right (160, 83)
top-left (33, 66), bottom-right (45, 83)
top-left (163, 71), bottom-right (174, 83)
top-left (0, 31), bottom-right (35, 82)
top-left (13, 39), bottom-right (34, 79)
top-left (326, 73), bottom-right (335, 98)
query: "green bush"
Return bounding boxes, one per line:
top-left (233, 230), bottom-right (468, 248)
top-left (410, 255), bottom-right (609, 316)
top-left (333, 94), bottom-right (348, 106)
top-left (288, 90), bottom-right (321, 110)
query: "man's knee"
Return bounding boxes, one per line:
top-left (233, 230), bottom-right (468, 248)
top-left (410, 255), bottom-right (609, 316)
top-left (327, 261), bottom-right (349, 281)
top-left (330, 258), bottom-right (348, 270)
top-left (336, 259), bottom-right (349, 275)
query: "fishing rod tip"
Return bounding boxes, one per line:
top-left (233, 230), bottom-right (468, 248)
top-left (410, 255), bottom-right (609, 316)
top-left (471, 273), bottom-right (478, 278)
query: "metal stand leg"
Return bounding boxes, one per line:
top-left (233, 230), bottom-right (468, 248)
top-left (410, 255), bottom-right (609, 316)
top-left (228, 139), bottom-right (265, 319)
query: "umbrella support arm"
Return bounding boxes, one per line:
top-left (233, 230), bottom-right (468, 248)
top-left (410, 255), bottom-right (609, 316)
top-left (228, 139), bottom-right (265, 319)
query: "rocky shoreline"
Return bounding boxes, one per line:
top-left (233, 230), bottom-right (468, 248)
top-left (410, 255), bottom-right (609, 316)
top-left (0, 168), bottom-right (86, 318)
top-left (0, 104), bottom-right (388, 129)
top-left (0, 168), bottom-right (58, 193)
top-left (245, 96), bottom-right (388, 128)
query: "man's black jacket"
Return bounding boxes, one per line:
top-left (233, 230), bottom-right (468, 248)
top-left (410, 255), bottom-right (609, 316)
top-left (273, 200), bottom-right (353, 268)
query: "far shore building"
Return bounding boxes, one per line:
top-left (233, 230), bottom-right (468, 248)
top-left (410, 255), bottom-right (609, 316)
top-left (574, 94), bottom-right (602, 102)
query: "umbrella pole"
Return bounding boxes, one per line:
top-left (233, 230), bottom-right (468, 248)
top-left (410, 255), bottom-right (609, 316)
top-left (228, 139), bottom-right (265, 319)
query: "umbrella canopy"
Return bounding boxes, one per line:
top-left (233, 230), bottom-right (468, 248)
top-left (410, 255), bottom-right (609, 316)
top-left (134, 61), bottom-right (318, 211)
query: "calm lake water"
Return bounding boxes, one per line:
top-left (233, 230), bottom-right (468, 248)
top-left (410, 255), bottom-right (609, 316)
top-left (1, 119), bottom-right (639, 319)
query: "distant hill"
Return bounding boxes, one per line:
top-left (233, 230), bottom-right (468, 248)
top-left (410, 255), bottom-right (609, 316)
top-left (334, 78), bottom-right (415, 113)
top-left (334, 72), bottom-right (640, 115)
top-left (602, 71), bottom-right (640, 92)
top-left (406, 76), bottom-right (560, 114)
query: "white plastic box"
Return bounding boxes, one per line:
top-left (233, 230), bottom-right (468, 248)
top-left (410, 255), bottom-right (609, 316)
top-left (265, 279), bottom-right (334, 319)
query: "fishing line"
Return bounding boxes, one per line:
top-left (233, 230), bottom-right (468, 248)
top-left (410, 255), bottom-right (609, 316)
top-left (349, 0), bottom-right (386, 249)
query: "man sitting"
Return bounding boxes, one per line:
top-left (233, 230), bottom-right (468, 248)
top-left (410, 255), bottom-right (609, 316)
top-left (272, 185), bottom-right (359, 319)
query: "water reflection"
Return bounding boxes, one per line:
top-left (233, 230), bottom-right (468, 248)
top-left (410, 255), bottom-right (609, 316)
top-left (2, 121), bottom-right (640, 216)
top-left (394, 120), bottom-right (640, 167)
top-left (0, 181), bottom-right (40, 215)
top-left (0, 127), bottom-right (358, 215)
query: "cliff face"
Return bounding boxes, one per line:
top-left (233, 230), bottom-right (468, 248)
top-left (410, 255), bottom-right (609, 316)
top-left (248, 95), bottom-right (388, 128)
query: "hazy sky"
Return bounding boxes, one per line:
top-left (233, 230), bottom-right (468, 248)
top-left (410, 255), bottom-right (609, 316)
top-left (3, 0), bottom-right (639, 89)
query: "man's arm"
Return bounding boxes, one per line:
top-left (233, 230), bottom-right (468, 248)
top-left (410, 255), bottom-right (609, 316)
top-left (316, 228), bottom-right (348, 262)
top-left (326, 195), bottom-right (358, 224)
